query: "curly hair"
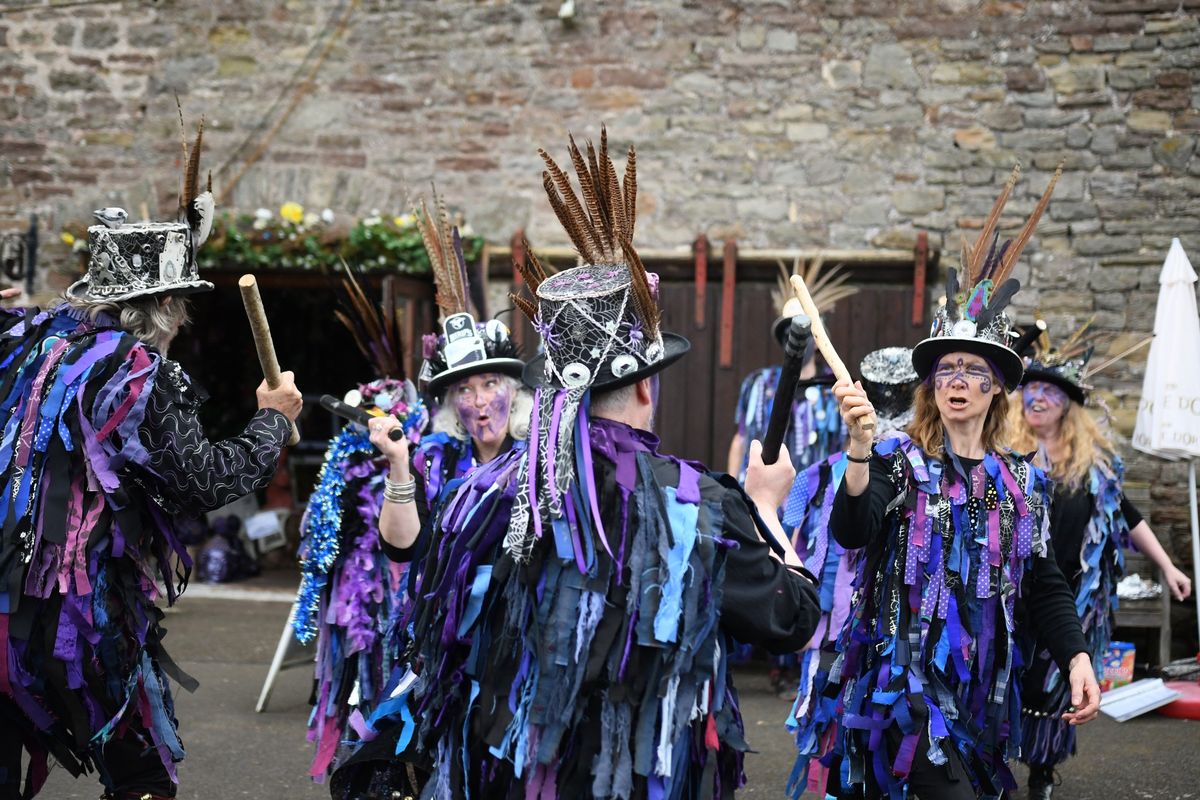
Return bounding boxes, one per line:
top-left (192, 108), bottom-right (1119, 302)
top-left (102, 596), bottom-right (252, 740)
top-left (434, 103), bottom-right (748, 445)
top-left (1009, 397), bottom-right (1114, 487)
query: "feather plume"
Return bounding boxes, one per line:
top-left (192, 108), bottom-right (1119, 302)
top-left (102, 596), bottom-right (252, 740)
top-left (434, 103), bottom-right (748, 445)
top-left (945, 267), bottom-right (961, 323)
top-left (620, 239), bottom-right (660, 339)
top-left (969, 163), bottom-right (1020, 282)
top-left (335, 263), bottom-right (405, 379)
top-left (540, 150), bottom-right (602, 261)
top-left (773, 256), bottom-right (859, 316)
top-left (183, 117), bottom-right (204, 215)
top-left (996, 164), bottom-right (1062, 283)
top-left (190, 191), bottom-right (214, 249)
top-left (622, 145), bottom-right (637, 240)
top-left (510, 291), bottom-right (539, 323)
top-left (976, 278), bottom-right (1020, 330)
top-left (176, 96), bottom-right (189, 215)
top-left (568, 134), bottom-right (608, 244)
top-left (417, 194), bottom-right (473, 319)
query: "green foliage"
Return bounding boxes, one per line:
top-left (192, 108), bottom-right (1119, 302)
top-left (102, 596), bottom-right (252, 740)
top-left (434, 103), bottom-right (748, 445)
top-left (195, 206), bottom-right (484, 274)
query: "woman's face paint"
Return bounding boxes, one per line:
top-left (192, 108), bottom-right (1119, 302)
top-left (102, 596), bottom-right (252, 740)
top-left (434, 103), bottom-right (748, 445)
top-left (451, 373), bottom-right (512, 448)
top-left (1022, 381), bottom-right (1069, 431)
top-left (931, 351), bottom-right (999, 423)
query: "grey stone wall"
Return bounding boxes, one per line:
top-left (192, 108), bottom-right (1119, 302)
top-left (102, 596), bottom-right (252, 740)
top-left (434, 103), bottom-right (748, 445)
top-left (3, 0), bottom-right (1199, 643)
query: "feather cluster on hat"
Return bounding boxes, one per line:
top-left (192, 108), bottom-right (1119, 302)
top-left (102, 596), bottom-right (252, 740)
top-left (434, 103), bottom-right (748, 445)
top-left (333, 266), bottom-right (406, 380)
top-left (417, 188), bottom-right (473, 320)
top-left (772, 255), bottom-right (859, 316)
top-left (512, 125), bottom-right (659, 341)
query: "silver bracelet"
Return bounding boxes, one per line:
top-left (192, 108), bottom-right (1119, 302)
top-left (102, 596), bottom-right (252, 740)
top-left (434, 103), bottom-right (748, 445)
top-left (384, 476), bottom-right (416, 504)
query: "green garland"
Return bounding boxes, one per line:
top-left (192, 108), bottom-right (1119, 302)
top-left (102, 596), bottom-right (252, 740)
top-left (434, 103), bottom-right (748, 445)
top-left (193, 205), bottom-right (485, 274)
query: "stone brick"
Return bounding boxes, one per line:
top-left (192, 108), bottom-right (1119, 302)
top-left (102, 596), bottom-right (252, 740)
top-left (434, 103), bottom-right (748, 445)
top-left (981, 105), bottom-right (1023, 131)
top-left (48, 70), bottom-right (104, 93)
top-left (81, 21), bottom-right (118, 49)
top-left (1154, 136), bottom-right (1198, 169)
top-left (1024, 108), bottom-right (1088, 128)
top-left (892, 187), bottom-right (945, 214)
top-left (863, 43), bottom-right (920, 89)
top-left (1102, 149), bottom-right (1156, 168)
top-left (1066, 125), bottom-right (1093, 147)
top-left (932, 63), bottom-right (1004, 85)
top-left (786, 122), bottom-right (828, 142)
top-left (1128, 109), bottom-right (1173, 132)
top-left (737, 24), bottom-right (766, 50)
top-left (1006, 66), bottom-right (1047, 92)
top-left (218, 56), bottom-right (257, 78)
top-left (766, 28), bottom-right (798, 51)
top-left (1047, 65), bottom-right (1106, 93)
top-left (954, 126), bottom-right (996, 150)
top-left (1075, 234), bottom-right (1142, 255)
top-left (821, 59), bottom-right (861, 89)
top-left (1133, 88), bottom-right (1192, 110)
top-left (1107, 67), bottom-right (1155, 90)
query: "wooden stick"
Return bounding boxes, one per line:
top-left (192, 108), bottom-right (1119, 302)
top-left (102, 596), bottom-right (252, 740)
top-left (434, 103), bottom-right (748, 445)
top-left (790, 274), bottom-right (877, 433)
top-left (239, 274), bottom-right (300, 446)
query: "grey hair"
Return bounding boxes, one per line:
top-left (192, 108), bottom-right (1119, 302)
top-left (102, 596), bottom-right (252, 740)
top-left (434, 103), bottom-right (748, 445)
top-left (65, 293), bottom-right (192, 353)
top-left (432, 375), bottom-right (533, 443)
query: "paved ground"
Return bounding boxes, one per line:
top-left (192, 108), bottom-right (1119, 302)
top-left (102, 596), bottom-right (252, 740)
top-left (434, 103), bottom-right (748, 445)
top-left (36, 572), bottom-right (1200, 799)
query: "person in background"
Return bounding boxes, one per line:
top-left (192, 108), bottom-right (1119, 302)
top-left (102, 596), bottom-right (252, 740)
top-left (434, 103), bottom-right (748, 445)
top-left (1011, 325), bottom-right (1191, 800)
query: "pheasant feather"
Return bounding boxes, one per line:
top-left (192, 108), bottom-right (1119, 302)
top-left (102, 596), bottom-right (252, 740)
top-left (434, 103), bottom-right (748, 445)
top-left (996, 164), bottom-right (1062, 283)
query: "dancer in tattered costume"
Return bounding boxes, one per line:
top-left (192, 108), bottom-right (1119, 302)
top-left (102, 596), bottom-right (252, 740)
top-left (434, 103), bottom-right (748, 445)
top-left (0, 119), bottom-right (302, 800)
top-left (292, 272), bottom-right (428, 784)
top-left (791, 166), bottom-right (1101, 800)
top-left (1011, 324), bottom-right (1192, 800)
top-left (783, 346), bottom-right (919, 796)
top-left (328, 194), bottom-right (530, 800)
top-left (367, 127), bottom-right (820, 799)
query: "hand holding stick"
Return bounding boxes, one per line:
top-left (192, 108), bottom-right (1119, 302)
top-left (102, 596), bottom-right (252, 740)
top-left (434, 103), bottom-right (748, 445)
top-left (789, 273), bottom-right (876, 434)
top-left (239, 274), bottom-right (301, 446)
top-left (761, 315), bottom-right (812, 465)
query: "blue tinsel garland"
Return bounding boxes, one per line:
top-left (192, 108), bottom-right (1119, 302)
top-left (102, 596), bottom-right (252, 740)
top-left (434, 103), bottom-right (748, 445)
top-left (293, 426), bottom-right (376, 644)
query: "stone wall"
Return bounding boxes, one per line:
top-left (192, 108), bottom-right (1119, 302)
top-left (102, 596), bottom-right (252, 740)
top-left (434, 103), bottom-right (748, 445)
top-left (2, 0), bottom-right (1199, 644)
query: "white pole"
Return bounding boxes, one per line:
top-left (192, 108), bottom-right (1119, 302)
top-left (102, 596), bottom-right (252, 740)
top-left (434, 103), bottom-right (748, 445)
top-left (1190, 460), bottom-right (1200, 653)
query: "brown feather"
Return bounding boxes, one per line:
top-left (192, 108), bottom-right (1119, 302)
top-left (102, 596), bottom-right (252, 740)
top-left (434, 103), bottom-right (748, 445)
top-left (969, 163), bottom-right (1021, 281)
top-left (568, 134), bottom-right (611, 247)
top-left (175, 96), bottom-right (189, 214)
top-left (183, 117), bottom-right (204, 209)
top-left (622, 145), bottom-right (637, 240)
top-left (511, 291), bottom-right (539, 323)
top-left (620, 239), bottom-right (660, 339)
top-left (542, 171), bottom-right (595, 262)
top-left (434, 190), bottom-right (467, 312)
top-left (996, 164), bottom-right (1061, 283)
top-left (540, 149), bottom-right (602, 261)
top-left (606, 155), bottom-right (627, 256)
top-left (585, 140), bottom-right (608, 230)
top-left (524, 242), bottom-right (548, 286)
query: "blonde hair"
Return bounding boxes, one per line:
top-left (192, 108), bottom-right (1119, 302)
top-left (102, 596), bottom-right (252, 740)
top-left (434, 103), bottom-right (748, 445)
top-left (432, 375), bottom-right (533, 443)
top-left (905, 382), bottom-right (1011, 458)
top-left (66, 294), bottom-right (191, 353)
top-left (1009, 396), bottom-right (1114, 486)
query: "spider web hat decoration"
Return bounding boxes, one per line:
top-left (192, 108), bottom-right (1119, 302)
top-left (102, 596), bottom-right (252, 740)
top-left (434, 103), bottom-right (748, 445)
top-left (69, 103), bottom-right (215, 302)
top-left (911, 163), bottom-right (1062, 391)
top-left (504, 126), bottom-right (690, 563)
top-left (771, 255), bottom-right (858, 345)
top-left (416, 189), bottom-right (524, 399)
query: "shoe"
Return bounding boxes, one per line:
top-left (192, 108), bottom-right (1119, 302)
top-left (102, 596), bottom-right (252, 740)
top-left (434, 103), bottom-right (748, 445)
top-left (1027, 764), bottom-right (1057, 800)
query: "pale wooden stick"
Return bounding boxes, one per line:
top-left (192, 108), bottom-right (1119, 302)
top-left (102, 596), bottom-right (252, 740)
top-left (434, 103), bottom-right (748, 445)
top-left (239, 274), bottom-right (300, 446)
top-left (790, 274), bottom-right (877, 433)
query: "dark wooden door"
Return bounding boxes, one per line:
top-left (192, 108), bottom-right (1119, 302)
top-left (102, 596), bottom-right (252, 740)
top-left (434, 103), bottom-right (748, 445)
top-left (656, 277), bottom-right (926, 469)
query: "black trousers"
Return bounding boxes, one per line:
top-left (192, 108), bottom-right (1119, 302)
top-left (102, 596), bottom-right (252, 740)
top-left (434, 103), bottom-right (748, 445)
top-left (0, 715), bottom-right (175, 799)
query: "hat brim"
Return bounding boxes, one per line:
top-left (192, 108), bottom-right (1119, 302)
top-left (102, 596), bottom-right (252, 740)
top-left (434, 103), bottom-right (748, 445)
top-left (911, 336), bottom-right (1024, 391)
top-left (1020, 367), bottom-right (1086, 404)
top-left (67, 277), bottom-right (215, 303)
top-left (426, 358), bottom-right (528, 398)
top-left (523, 332), bottom-right (691, 392)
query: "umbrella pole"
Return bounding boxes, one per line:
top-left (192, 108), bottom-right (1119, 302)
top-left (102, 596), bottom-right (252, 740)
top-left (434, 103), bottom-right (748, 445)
top-left (1190, 460), bottom-right (1200, 653)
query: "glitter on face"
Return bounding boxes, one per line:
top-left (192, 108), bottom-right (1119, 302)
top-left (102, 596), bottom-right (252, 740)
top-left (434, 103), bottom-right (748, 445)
top-left (452, 372), bottom-right (512, 446)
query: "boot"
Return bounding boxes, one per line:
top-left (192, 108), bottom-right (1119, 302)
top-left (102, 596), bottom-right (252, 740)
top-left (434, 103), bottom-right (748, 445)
top-left (1027, 764), bottom-right (1057, 800)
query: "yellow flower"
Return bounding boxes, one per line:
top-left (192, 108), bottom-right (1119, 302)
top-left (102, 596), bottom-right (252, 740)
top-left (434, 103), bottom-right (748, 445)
top-left (61, 232), bottom-right (76, 246)
top-left (280, 202), bottom-right (304, 224)
top-left (394, 213), bottom-right (415, 228)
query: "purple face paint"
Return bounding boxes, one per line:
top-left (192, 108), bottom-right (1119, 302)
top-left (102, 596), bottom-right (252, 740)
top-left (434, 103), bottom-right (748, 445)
top-left (932, 356), bottom-right (995, 395)
top-left (1022, 381), bottom-right (1068, 410)
top-left (452, 373), bottom-right (513, 446)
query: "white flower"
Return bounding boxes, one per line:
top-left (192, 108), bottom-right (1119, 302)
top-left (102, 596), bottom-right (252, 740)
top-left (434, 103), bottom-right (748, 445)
top-left (321, 208), bottom-right (335, 223)
top-left (363, 216), bottom-right (383, 227)
top-left (460, 223), bottom-right (475, 237)
top-left (254, 207), bottom-right (273, 221)
top-left (303, 212), bottom-right (319, 227)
